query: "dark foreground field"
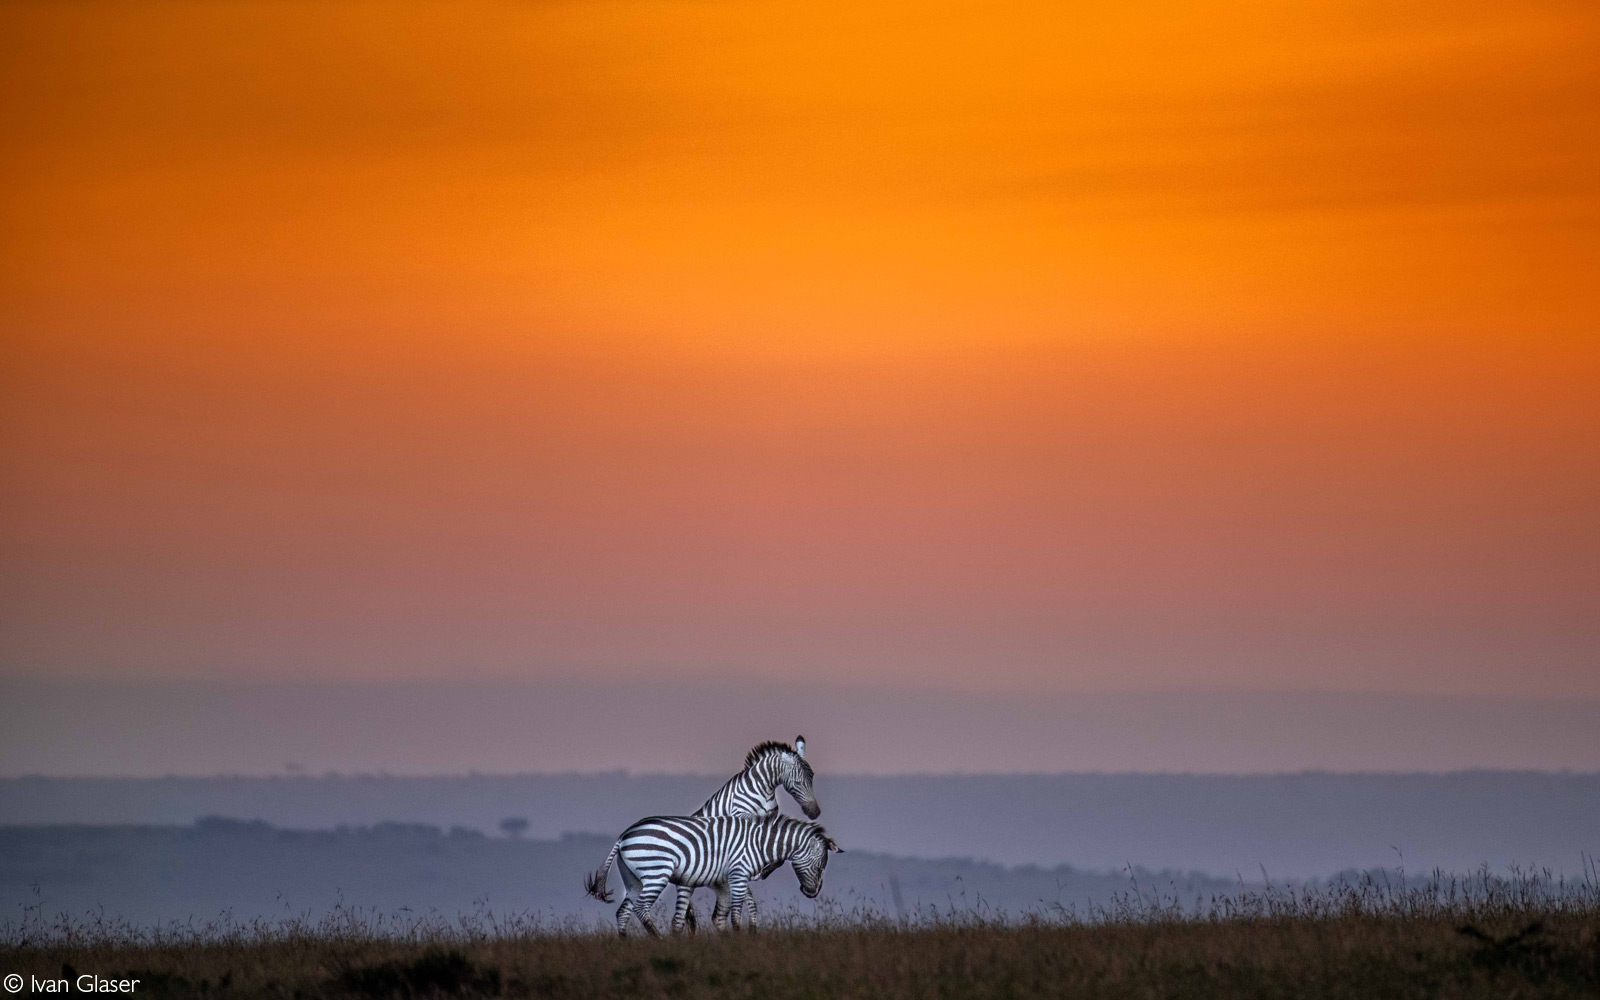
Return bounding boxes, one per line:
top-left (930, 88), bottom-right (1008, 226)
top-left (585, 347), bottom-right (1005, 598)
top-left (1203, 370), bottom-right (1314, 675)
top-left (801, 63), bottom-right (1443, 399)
top-left (5, 874), bottom-right (1597, 999)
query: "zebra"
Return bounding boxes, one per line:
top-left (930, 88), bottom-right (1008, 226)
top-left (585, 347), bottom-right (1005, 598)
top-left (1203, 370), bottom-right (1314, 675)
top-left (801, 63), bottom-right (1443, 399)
top-left (583, 814), bottom-right (843, 935)
top-left (673, 736), bottom-right (817, 931)
top-left (698, 736), bottom-right (819, 820)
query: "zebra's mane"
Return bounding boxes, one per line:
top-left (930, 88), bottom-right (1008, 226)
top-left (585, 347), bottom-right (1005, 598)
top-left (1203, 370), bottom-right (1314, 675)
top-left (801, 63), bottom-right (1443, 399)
top-left (744, 741), bottom-right (814, 783)
top-left (744, 741), bottom-right (795, 769)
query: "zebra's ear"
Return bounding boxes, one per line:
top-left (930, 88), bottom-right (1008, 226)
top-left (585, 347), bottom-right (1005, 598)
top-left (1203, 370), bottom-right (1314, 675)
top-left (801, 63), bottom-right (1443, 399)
top-left (795, 735), bottom-right (806, 758)
top-left (823, 836), bottom-right (843, 853)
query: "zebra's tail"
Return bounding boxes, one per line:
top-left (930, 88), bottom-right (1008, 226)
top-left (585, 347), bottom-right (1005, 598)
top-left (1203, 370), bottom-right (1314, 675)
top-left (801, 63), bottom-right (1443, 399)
top-left (584, 840), bottom-right (621, 903)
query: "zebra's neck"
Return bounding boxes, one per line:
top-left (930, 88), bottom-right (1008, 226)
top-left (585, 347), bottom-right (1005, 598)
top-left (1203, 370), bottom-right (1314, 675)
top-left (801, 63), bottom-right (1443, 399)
top-left (742, 817), bottom-right (808, 868)
top-left (699, 754), bottom-right (782, 817)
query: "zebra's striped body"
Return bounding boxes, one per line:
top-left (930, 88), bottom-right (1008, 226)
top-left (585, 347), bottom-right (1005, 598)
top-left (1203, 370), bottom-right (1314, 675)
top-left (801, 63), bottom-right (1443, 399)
top-left (672, 737), bottom-right (818, 931)
top-left (584, 814), bottom-right (842, 935)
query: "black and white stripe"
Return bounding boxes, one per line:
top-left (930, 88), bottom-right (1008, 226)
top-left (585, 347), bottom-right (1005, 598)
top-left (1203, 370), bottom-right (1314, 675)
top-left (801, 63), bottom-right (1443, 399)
top-left (668, 736), bottom-right (819, 930)
top-left (695, 736), bottom-right (818, 821)
top-left (584, 814), bottom-right (842, 935)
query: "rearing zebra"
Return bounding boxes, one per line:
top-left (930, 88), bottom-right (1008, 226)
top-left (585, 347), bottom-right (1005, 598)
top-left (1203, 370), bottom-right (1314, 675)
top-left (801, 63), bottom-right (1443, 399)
top-left (584, 814), bottom-right (843, 935)
top-left (699, 736), bottom-right (818, 819)
top-left (675, 736), bottom-right (817, 931)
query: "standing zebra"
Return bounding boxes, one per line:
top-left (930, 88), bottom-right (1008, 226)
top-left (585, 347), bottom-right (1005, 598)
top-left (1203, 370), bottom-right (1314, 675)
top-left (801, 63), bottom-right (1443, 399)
top-left (673, 737), bottom-right (818, 931)
top-left (584, 814), bottom-right (843, 935)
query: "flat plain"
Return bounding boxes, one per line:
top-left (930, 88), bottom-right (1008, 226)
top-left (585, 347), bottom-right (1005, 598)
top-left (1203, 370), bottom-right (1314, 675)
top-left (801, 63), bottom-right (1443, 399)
top-left (5, 871), bottom-right (1596, 999)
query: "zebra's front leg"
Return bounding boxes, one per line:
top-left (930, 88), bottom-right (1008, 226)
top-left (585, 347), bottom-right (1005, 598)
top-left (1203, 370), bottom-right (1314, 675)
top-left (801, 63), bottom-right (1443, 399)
top-left (727, 872), bottom-right (752, 932)
top-left (710, 882), bottom-right (733, 931)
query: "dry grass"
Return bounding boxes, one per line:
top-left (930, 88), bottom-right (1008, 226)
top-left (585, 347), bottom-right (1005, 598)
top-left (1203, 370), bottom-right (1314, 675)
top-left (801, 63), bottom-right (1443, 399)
top-left (4, 868), bottom-right (1598, 998)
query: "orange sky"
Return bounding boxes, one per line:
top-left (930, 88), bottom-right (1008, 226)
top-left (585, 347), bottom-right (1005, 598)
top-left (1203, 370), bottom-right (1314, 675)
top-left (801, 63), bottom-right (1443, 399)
top-left (2, 0), bottom-right (1597, 698)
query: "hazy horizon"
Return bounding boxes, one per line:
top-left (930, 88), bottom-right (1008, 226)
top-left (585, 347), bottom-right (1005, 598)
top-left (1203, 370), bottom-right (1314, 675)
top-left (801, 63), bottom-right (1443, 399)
top-left (5, 678), bottom-right (1597, 778)
top-left (8, 771), bottom-right (1597, 879)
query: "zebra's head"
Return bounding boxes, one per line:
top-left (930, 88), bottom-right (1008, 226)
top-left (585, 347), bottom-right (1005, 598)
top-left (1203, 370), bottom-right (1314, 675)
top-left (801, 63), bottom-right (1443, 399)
top-left (792, 823), bottom-right (843, 898)
top-left (781, 734), bottom-right (820, 819)
top-left (744, 736), bottom-right (820, 819)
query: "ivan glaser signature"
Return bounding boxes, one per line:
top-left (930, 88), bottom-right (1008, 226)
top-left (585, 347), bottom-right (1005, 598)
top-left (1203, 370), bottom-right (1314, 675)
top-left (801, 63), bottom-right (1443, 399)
top-left (4, 973), bottom-right (139, 993)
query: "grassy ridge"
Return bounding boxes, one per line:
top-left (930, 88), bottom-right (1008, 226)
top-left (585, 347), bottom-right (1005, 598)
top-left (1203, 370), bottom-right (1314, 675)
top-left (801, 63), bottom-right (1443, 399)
top-left (4, 872), bottom-right (1597, 998)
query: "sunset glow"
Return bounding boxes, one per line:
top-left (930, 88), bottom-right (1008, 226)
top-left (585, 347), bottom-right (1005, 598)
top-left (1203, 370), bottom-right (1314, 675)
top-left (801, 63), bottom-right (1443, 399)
top-left (3, 0), bottom-right (1597, 700)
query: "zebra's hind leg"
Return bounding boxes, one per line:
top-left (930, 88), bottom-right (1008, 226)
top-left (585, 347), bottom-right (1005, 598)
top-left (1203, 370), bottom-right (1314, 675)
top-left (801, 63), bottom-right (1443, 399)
top-left (618, 895), bottom-right (659, 936)
top-left (616, 862), bottom-right (645, 936)
top-left (670, 886), bottom-right (698, 934)
top-left (630, 877), bottom-right (669, 937)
